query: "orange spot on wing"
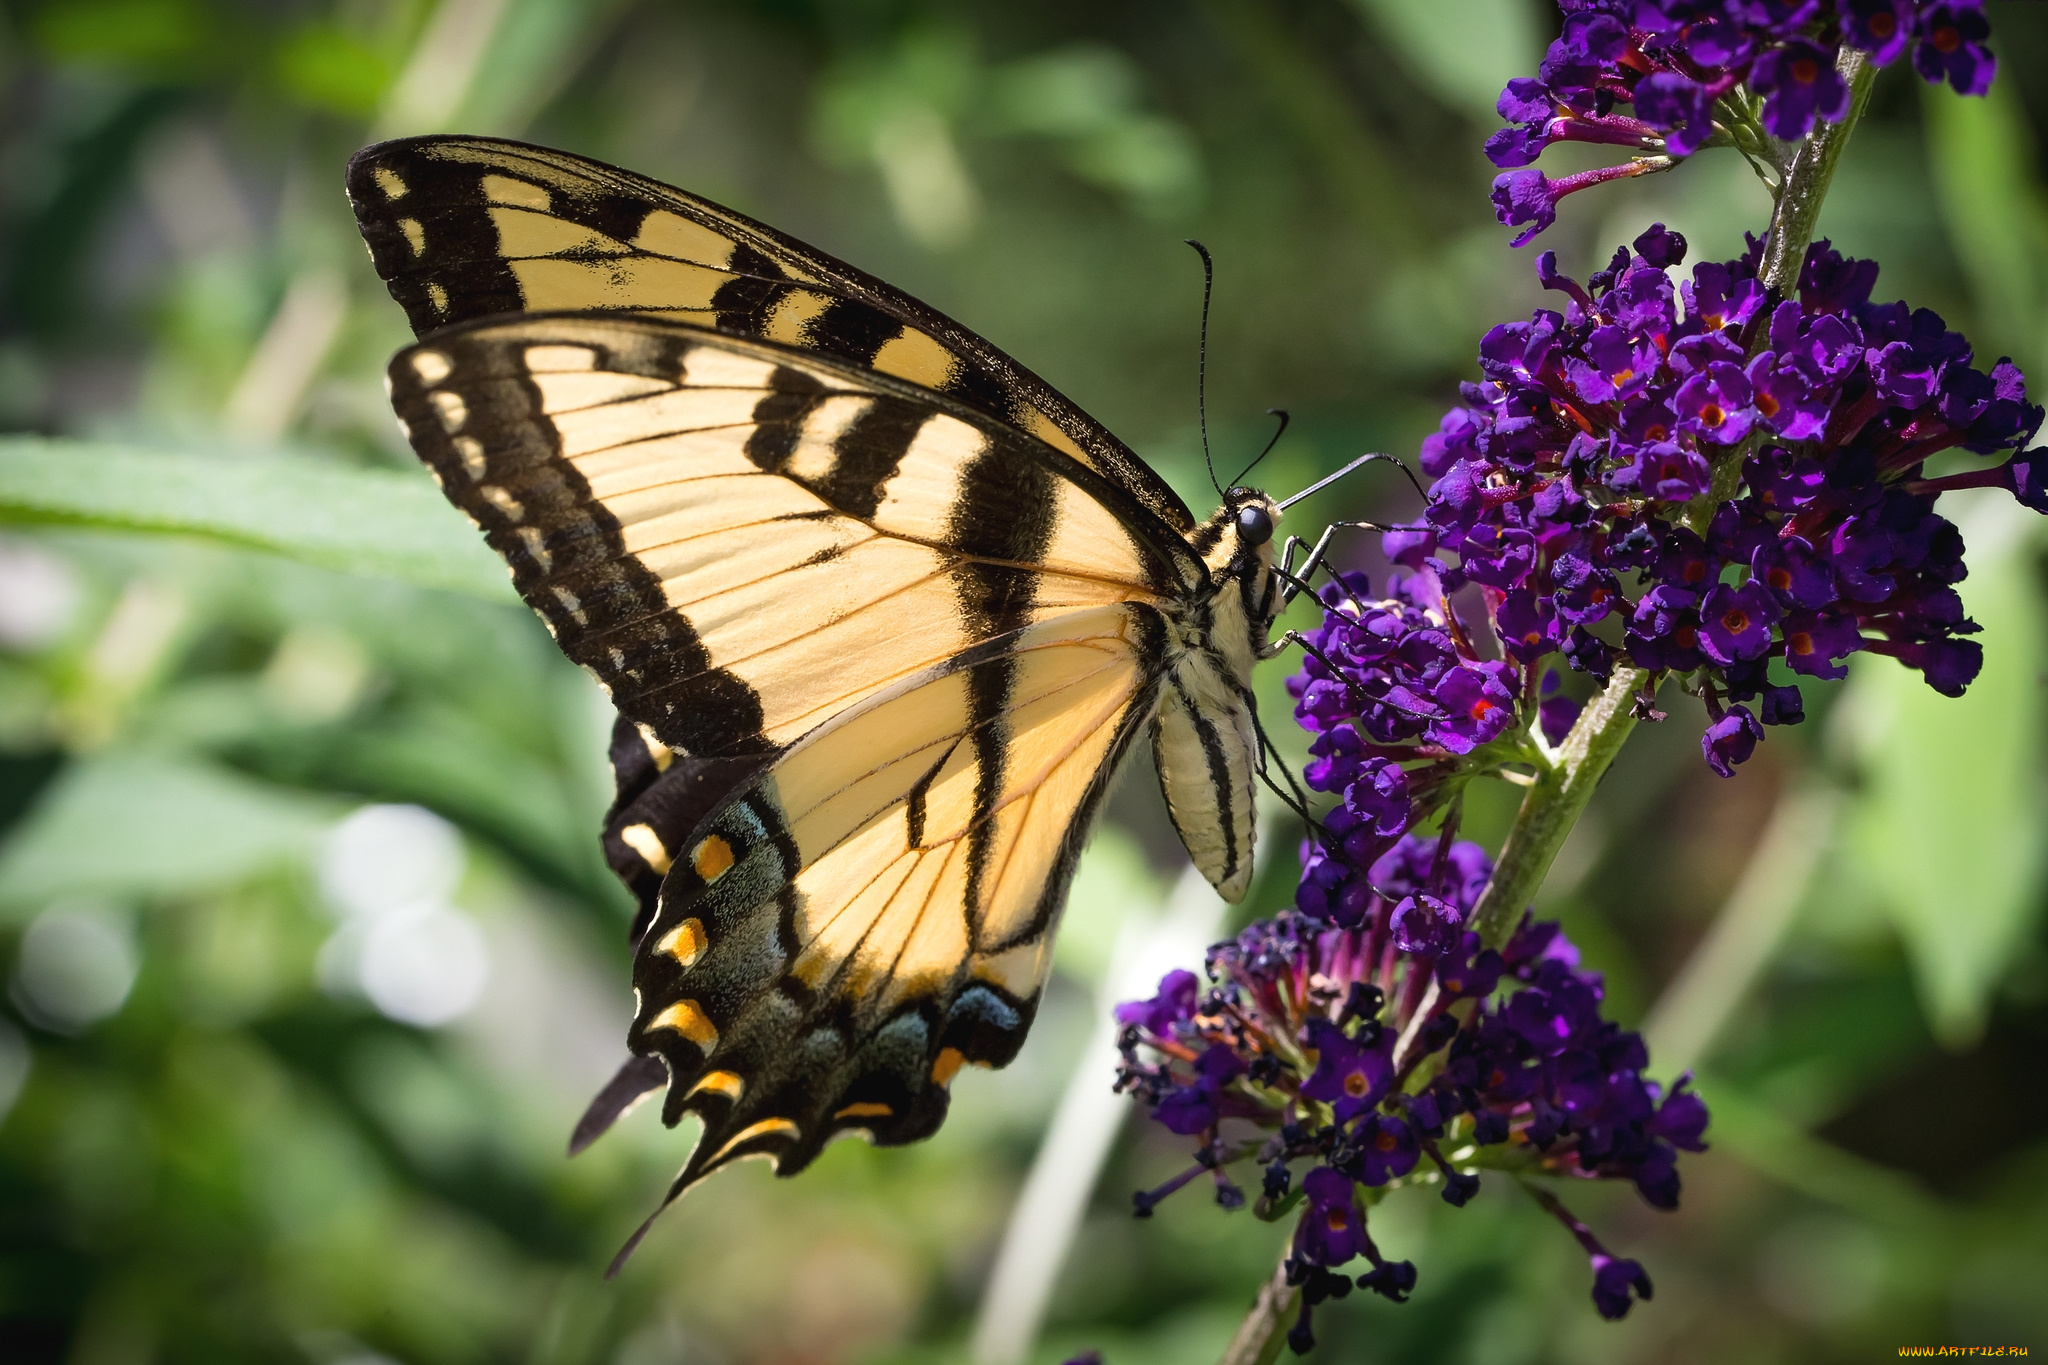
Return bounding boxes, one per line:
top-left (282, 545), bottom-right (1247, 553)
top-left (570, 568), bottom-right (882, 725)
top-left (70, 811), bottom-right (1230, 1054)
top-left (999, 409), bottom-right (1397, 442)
top-left (835, 1101), bottom-right (893, 1120)
top-left (692, 835), bottom-right (735, 883)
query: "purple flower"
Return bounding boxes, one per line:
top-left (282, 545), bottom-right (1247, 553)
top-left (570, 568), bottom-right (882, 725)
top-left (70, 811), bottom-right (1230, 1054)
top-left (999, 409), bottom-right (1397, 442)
top-left (1895, 636), bottom-right (1984, 696)
top-left (1295, 1167), bottom-right (1367, 1266)
top-left (1914, 2), bottom-right (1997, 96)
top-left (1154, 1044), bottom-right (1244, 1135)
top-left (1434, 933), bottom-right (1506, 1000)
top-left (1685, 261), bottom-right (1766, 335)
top-left (1344, 757), bottom-right (1412, 839)
top-left (1496, 74), bottom-right (1554, 125)
top-left (1748, 355), bottom-right (1832, 439)
top-left (1750, 537), bottom-right (1836, 609)
top-left (1349, 1114), bottom-right (1420, 1186)
top-left (1633, 222), bottom-right (1688, 269)
top-left (1617, 441), bottom-right (1712, 501)
top-left (1840, 0), bottom-right (1916, 65)
top-left (1750, 40), bottom-right (1852, 140)
top-left (1781, 612), bottom-right (1863, 679)
top-left (1496, 588), bottom-right (1559, 662)
top-left (1390, 894), bottom-right (1462, 958)
top-left (1631, 72), bottom-right (1718, 155)
top-left (1301, 1019), bottom-right (1393, 1120)
top-left (1539, 693), bottom-right (1581, 745)
top-left (1430, 663), bottom-right (1516, 753)
top-left (1675, 361), bottom-right (1756, 445)
top-left (1591, 1256), bottom-right (1655, 1320)
top-left (1116, 968), bottom-right (1199, 1036)
top-left (1491, 163), bottom-right (1649, 247)
top-left (1490, 168), bottom-right (1558, 248)
top-left (1651, 1077), bottom-right (1711, 1151)
top-left (1698, 580), bottom-right (1780, 664)
top-left (1701, 704), bottom-right (1764, 777)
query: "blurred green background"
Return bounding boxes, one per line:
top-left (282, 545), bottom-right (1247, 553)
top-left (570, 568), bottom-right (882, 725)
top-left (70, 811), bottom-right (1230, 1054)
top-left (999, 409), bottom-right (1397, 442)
top-left (2, 1), bottom-right (2047, 1361)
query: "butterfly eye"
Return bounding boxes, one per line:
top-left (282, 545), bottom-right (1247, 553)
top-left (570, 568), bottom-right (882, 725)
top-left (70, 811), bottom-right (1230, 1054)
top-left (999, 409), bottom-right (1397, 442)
top-left (1236, 505), bottom-right (1274, 548)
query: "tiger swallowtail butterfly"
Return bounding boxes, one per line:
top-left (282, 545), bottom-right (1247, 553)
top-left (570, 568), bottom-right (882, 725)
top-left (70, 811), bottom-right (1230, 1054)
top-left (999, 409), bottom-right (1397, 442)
top-left (348, 135), bottom-right (1287, 1268)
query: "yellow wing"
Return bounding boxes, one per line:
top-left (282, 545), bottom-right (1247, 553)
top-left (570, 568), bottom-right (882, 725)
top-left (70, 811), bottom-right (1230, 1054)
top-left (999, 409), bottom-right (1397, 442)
top-left (600, 605), bottom-right (1162, 1264)
top-left (348, 135), bottom-right (1196, 534)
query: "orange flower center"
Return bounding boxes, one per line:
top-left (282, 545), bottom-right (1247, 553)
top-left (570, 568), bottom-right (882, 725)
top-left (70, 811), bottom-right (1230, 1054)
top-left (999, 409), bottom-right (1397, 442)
top-left (1722, 608), bottom-right (1750, 633)
top-left (1756, 391), bottom-right (1780, 417)
top-left (1933, 24), bottom-right (1961, 53)
top-left (1789, 630), bottom-right (1815, 655)
top-left (1791, 57), bottom-right (1820, 83)
top-left (1700, 401), bottom-right (1726, 427)
top-left (1344, 1071), bottom-right (1371, 1098)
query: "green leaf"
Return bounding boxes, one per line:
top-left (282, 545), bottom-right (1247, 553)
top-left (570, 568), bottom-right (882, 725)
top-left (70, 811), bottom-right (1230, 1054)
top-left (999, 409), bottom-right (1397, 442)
top-left (0, 438), bottom-right (515, 601)
top-left (1839, 492), bottom-right (2048, 1046)
top-left (0, 752), bottom-right (337, 914)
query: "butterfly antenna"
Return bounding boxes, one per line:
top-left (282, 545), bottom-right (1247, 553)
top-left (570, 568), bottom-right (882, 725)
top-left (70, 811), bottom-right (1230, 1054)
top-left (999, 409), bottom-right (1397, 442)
top-left (1185, 239), bottom-right (1225, 501)
top-left (1229, 408), bottom-right (1289, 489)
top-left (1275, 450), bottom-right (1419, 511)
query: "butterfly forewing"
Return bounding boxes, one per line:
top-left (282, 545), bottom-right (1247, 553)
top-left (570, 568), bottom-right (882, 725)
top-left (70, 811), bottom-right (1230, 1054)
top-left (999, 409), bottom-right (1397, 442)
top-left (386, 314), bottom-right (1197, 769)
top-left (348, 135), bottom-right (1197, 534)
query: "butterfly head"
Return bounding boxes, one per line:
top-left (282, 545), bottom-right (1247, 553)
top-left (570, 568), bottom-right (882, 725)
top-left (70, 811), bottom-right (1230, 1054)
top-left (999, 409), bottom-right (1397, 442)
top-left (1188, 486), bottom-right (1285, 657)
top-left (1209, 484), bottom-right (1280, 571)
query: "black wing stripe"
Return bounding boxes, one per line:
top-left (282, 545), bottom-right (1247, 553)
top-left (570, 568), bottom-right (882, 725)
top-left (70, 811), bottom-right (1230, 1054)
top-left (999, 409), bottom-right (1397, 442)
top-left (393, 327), bottom-right (778, 758)
top-left (346, 134), bottom-right (1197, 532)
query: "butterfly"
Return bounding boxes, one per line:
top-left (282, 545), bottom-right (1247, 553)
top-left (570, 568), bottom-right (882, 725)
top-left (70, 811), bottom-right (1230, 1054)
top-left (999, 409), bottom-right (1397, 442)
top-left (347, 135), bottom-right (1311, 1264)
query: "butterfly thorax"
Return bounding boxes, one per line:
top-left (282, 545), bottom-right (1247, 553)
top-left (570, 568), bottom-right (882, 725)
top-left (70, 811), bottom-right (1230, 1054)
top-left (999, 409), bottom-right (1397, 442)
top-left (1178, 488), bottom-right (1282, 690)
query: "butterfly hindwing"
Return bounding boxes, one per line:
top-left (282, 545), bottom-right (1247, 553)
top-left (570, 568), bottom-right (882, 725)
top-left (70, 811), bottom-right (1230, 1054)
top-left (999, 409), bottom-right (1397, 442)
top-left (348, 135), bottom-right (1197, 534)
top-left (626, 606), bottom-right (1165, 1204)
top-left (386, 313), bottom-right (1200, 768)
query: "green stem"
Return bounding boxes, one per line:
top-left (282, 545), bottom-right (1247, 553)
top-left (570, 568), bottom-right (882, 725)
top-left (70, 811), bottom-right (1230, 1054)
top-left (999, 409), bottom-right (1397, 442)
top-left (1217, 1243), bottom-right (1298, 1365)
top-left (1467, 666), bottom-right (1646, 946)
top-left (1756, 46), bottom-right (1876, 293)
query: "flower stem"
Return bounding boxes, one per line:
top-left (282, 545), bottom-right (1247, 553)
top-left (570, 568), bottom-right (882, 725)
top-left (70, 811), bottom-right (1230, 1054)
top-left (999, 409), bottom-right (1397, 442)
top-left (1217, 1242), bottom-right (1298, 1365)
top-left (1756, 47), bottom-right (1876, 293)
top-left (1465, 52), bottom-right (1878, 953)
top-left (1467, 666), bottom-right (1647, 946)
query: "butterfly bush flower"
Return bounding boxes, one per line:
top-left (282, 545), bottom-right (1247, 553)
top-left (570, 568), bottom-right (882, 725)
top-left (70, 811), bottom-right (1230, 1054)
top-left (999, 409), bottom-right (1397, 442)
top-left (1285, 567), bottom-right (1536, 883)
top-left (1380, 227), bottom-right (2043, 777)
top-left (1116, 835), bottom-right (1707, 1347)
top-left (1487, 1), bottom-right (2001, 245)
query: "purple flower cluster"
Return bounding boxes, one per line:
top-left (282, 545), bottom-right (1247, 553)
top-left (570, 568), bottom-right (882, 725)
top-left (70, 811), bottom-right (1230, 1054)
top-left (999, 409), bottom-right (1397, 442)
top-left (1488, 1), bottom-right (1999, 246)
top-left (1388, 228), bottom-right (2042, 777)
top-left (1286, 570), bottom-right (1526, 884)
top-left (1116, 835), bottom-right (1707, 1348)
